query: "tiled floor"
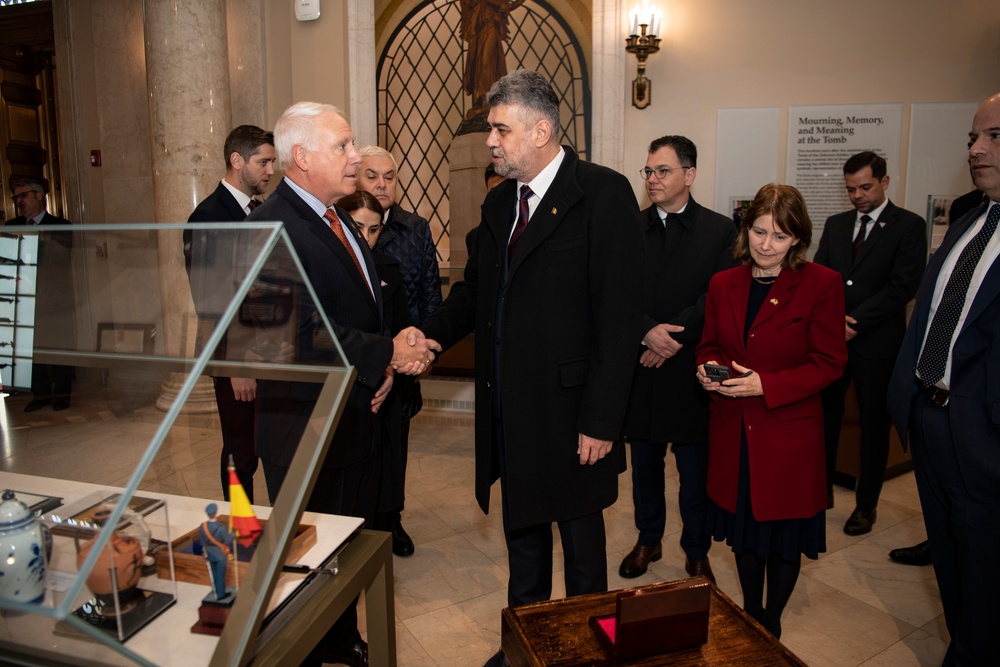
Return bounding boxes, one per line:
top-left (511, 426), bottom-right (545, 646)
top-left (0, 382), bottom-right (948, 666)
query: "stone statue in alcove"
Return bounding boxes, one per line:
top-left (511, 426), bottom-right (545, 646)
top-left (460, 0), bottom-right (526, 122)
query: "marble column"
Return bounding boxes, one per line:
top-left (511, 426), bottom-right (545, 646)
top-left (144, 0), bottom-right (231, 413)
top-left (446, 132), bottom-right (491, 281)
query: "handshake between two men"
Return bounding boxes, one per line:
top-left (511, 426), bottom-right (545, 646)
top-left (372, 327), bottom-right (439, 414)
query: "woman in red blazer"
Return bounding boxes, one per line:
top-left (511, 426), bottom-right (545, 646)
top-left (695, 184), bottom-right (847, 639)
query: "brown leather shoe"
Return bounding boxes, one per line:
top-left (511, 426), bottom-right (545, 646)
top-left (619, 543), bottom-right (662, 578)
top-left (685, 558), bottom-right (716, 584)
top-left (844, 508), bottom-right (876, 536)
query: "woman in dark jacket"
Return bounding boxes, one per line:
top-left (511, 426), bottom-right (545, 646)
top-left (337, 191), bottom-right (412, 534)
top-left (695, 184), bottom-right (847, 638)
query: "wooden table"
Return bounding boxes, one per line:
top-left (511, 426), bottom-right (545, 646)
top-left (502, 581), bottom-right (807, 666)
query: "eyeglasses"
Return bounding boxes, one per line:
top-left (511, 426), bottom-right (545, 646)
top-left (639, 166), bottom-right (690, 180)
top-left (11, 191), bottom-right (39, 203)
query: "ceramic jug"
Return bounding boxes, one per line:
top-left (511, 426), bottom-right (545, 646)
top-left (0, 489), bottom-right (48, 604)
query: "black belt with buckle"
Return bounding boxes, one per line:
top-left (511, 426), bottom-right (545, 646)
top-left (927, 387), bottom-right (950, 407)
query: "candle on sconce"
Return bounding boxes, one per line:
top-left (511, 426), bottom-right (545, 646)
top-left (631, 14), bottom-right (638, 36)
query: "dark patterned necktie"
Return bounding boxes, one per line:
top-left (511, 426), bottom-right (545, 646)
top-left (507, 184), bottom-right (534, 264)
top-left (247, 199), bottom-right (260, 212)
top-left (852, 214), bottom-right (871, 261)
top-left (916, 203), bottom-right (1000, 387)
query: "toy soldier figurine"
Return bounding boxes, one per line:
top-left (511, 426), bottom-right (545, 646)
top-left (199, 503), bottom-right (235, 601)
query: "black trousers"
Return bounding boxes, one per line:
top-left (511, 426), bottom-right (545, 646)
top-left (822, 354), bottom-right (894, 510)
top-left (214, 377), bottom-right (258, 504)
top-left (910, 389), bottom-right (1000, 666)
top-left (629, 439), bottom-right (711, 560)
top-left (30, 363), bottom-right (71, 402)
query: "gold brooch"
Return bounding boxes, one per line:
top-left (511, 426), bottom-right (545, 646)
top-left (551, 207), bottom-right (558, 215)
top-left (770, 298), bottom-right (778, 305)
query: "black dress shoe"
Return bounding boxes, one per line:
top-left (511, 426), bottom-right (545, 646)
top-left (889, 540), bottom-right (932, 566)
top-left (323, 637), bottom-right (368, 667)
top-left (844, 508), bottom-right (876, 536)
top-left (483, 648), bottom-right (510, 667)
top-left (24, 399), bottom-right (51, 413)
top-left (619, 543), bottom-right (662, 578)
top-left (53, 401), bottom-right (70, 412)
top-left (391, 519), bottom-right (414, 557)
top-left (685, 558), bottom-right (716, 585)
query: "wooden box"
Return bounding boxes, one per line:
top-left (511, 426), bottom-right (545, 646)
top-left (589, 577), bottom-right (711, 662)
top-left (155, 515), bottom-right (316, 587)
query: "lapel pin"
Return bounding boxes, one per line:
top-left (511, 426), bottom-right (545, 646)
top-left (770, 298), bottom-right (779, 305)
top-left (551, 207), bottom-right (557, 215)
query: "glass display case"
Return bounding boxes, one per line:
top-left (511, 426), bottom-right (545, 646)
top-left (0, 223), bottom-right (362, 666)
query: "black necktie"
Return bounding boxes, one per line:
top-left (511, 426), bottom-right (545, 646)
top-left (662, 212), bottom-right (683, 251)
top-left (508, 184), bottom-right (533, 264)
top-left (852, 214), bottom-right (871, 261)
top-left (916, 203), bottom-right (1000, 387)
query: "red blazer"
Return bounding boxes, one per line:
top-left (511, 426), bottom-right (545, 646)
top-left (696, 262), bottom-right (847, 521)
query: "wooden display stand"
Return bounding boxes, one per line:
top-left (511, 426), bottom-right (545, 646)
top-left (154, 515), bottom-right (316, 587)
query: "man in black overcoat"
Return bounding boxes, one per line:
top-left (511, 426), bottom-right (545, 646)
top-left (415, 70), bottom-right (644, 667)
top-left (620, 136), bottom-right (736, 581)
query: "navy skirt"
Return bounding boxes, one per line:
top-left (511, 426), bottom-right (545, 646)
top-left (706, 429), bottom-right (826, 561)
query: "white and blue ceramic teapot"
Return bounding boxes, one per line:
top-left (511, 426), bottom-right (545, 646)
top-left (0, 489), bottom-right (48, 604)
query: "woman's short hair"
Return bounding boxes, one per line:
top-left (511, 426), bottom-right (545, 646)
top-left (336, 190), bottom-right (384, 219)
top-left (733, 183), bottom-right (812, 270)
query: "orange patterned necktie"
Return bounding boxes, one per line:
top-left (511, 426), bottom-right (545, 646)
top-left (323, 208), bottom-right (372, 296)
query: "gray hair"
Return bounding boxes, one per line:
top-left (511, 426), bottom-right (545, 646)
top-left (274, 101), bottom-right (345, 166)
top-left (358, 145), bottom-right (398, 171)
top-left (9, 177), bottom-right (44, 195)
top-left (487, 69), bottom-right (560, 133)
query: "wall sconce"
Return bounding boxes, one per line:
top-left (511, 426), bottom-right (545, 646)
top-left (625, 7), bottom-right (661, 109)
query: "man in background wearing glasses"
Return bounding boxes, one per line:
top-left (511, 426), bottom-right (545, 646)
top-left (7, 177), bottom-right (73, 412)
top-left (620, 136), bottom-right (736, 582)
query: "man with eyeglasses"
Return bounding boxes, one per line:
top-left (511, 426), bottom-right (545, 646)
top-left (7, 177), bottom-right (73, 412)
top-left (620, 136), bottom-right (736, 582)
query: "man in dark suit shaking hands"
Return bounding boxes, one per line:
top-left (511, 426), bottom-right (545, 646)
top-left (814, 151), bottom-right (926, 535)
top-left (246, 102), bottom-right (437, 667)
top-left (887, 92), bottom-right (1000, 666)
top-left (186, 125), bottom-right (275, 503)
top-left (415, 70), bottom-right (643, 666)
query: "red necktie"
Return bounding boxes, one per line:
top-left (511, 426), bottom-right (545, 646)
top-left (247, 199), bottom-right (259, 212)
top-left (323, 208), bottom-right (371, 293)
top-left (508, 184), bottom-right (534, 264)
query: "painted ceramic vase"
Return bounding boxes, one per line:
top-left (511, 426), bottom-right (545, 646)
top-left (76, 530), bottom-right (144, 598)
top-left (0, 489), bottom-right (48, 604)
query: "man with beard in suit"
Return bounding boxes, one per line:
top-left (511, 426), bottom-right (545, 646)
top-left (185, 124), bottom-right (275, 502)
top-left (412, 70), bottom-right (644, 667)
top-left (814, 151), bottom-right (926, 536)
top-left (620, 135), bottom-right (736, 583)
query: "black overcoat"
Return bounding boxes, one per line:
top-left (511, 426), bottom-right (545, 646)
top-left (421, 147), bottom-right (644, 529)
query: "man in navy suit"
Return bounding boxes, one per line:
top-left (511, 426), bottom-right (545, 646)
top-left (186, 125), bottom-right (275, 503)
top-left (887, 91), bottom-right (1000, 666)
top-left (814, 151), bottom-right (926, 535)
top-left (246, 102), bottom-right (436, 667)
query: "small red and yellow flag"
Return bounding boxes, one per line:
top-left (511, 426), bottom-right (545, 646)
top-left (228, 468), bottom-right (262, 548)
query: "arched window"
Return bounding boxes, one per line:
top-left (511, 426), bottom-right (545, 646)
top-left (378, 0), bottom-right (589, 262)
